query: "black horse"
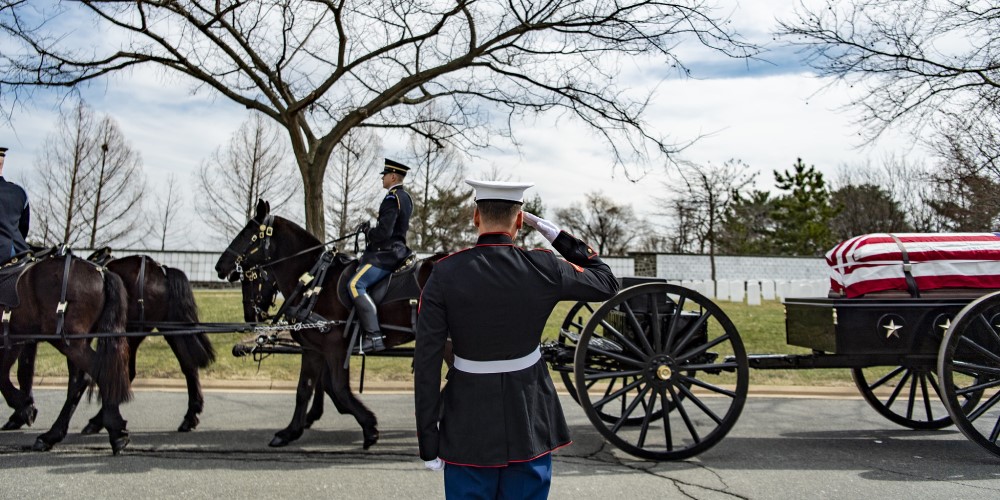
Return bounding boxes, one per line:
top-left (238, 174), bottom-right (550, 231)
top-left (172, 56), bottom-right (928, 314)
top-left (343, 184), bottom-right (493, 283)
top-left (217, 200), bottom-right (437, 448)
top-left (81, 253), bottom-right (214, 434)
top-left (0, 250), bottom-right (131, 454)
top-left (7, 252), bottom-right (214, 435)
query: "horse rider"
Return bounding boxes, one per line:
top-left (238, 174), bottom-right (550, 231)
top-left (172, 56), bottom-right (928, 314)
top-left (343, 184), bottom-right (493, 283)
top-left (414, 180), bottom-right (619, 499)
top-left (350, 158), bottom-right (413, 353)
top-left (0, 147), bottom-right (30, 264)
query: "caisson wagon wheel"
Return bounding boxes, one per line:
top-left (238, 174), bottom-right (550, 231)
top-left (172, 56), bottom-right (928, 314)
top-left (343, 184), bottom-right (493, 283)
top-left (852, 362), bottom-right (970, 430)
top-left (854, 311), bottom-right (983, 430)
top-left (557, 301), bottom-right (598, 403)
top-left (574, 283), bottom-right (749, 460)
top-left (939, 291), bottom-right (1000, 458)
top-left (560, 300), bottom-right (668, 425)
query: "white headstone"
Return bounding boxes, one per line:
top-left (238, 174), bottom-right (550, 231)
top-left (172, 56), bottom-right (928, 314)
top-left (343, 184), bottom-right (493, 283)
top-left (775, 280), bottom-right (788, 300)
top-left (746, 280), bottom-right (762, 306)
top-left (715, 280), bottom-right (730, 302)
top-left (761, 279), bottom-right (776, 301)
top-left (730, 280), bottom-right (745, 303)
top-left (702, 280), bottom-right (715, 299)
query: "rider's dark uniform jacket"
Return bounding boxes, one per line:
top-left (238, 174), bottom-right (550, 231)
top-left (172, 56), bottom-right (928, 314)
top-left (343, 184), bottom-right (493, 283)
top-left (414, 231), bottom-right (619, 466)
top-left (362, 184), bottom-right (412, 269)
top-left (0, 176), bottom-right (29, 260)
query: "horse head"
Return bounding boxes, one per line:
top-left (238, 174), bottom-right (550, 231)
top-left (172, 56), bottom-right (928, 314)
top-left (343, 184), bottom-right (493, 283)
top-left (215, 199), bottom-right (274, 281)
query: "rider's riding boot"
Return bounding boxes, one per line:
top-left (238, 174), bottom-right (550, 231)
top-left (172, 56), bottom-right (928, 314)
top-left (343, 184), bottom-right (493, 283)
top-left (355, 294), bottom-right (386, 353)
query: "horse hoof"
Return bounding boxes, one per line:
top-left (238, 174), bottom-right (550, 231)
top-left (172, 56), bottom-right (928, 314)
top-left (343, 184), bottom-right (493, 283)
top-left (32, 438), bottom-right (53, 452)
top-left (1, 420), bottom-right (23, 431)
top-left (363, 430), bottom-right (379, 450)
top-left (81, 422), bottom-right (104, 435)
top-left (177, 416), bottom-right (198, 432)
top-left (269, 436), bottom-right (290, 448)
top-left (2, 406), bottom-right (38, 431)
top-left (111, 436), bottom-right (130, 455)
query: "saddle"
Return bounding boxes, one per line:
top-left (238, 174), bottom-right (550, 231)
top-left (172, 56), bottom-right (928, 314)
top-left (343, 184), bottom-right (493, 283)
top-left (335, 253), bottom-right (427, 310)
top-left (0, 246), bottom-right (59, 308)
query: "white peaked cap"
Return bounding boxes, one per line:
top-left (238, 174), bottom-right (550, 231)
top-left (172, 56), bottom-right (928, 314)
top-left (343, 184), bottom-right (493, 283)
top-left (465, 179), bottom-right (535, 203)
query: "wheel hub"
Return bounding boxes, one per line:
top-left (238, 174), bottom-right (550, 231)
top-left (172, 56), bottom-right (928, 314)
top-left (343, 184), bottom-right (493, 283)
top-left (647, 355), bottom-right (675, 386)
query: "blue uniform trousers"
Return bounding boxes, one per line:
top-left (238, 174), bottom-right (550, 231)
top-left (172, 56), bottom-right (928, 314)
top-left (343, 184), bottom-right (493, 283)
top-left (443, 454), bottom-right (552, 500)
top-left (349, 263), bottom-right (391, 299)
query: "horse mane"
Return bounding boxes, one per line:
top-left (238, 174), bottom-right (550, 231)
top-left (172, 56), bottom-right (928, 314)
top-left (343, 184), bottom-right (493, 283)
top-left (274, 216), bottom-right (322, 249)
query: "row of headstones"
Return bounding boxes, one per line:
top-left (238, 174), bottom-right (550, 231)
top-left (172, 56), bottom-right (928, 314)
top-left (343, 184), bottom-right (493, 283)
top-left (665, 279), bottom-right (831, 305)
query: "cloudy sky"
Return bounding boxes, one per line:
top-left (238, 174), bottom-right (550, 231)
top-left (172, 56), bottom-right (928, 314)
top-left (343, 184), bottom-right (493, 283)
top-left (0, 1), bottom-right (922, 250)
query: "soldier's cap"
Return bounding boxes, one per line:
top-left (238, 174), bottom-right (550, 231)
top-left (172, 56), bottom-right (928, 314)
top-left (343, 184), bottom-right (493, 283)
top-left (381, 158), bottom-right (410, 176)
top-left (465, 179), bottom-right (535, 204)
top-left (0, 147), bottom-right (7, 158)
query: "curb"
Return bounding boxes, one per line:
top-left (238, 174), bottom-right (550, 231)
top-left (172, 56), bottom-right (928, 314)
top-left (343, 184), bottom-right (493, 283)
top-left (32, 377), bottom-right (863, 398)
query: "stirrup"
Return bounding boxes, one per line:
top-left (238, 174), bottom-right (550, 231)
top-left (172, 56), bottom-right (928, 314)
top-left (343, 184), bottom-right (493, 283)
top-left (356, 333), bottom-right (386, 354)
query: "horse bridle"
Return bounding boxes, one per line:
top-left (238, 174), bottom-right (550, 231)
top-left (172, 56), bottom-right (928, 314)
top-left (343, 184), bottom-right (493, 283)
top-left (222, 214), bottom-right (276, 280)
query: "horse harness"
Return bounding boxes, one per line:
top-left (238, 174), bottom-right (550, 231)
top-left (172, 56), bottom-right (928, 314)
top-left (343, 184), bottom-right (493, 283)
top-left (235, 216), bottom-right (426, 357)
top-left (1, 245), bottom-right (102, 348)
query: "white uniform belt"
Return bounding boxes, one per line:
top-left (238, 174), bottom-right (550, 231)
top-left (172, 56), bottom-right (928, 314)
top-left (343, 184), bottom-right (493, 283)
top-left (453, 347), bottom-right (541, 374)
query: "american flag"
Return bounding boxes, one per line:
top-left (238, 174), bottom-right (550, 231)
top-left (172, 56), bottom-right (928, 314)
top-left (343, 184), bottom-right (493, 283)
top-left (826, 233), bottom-right (1000, 297)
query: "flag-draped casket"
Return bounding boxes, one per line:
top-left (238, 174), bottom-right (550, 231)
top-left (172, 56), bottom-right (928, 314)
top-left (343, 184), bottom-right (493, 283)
top-left (826, 233), bottom-right (1000, 298)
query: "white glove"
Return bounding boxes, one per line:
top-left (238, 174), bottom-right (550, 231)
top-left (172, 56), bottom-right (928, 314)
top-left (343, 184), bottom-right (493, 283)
top-left (523, 211), bottom-right (560, 243)
top-left (424, 458), bottom-right (444, 471)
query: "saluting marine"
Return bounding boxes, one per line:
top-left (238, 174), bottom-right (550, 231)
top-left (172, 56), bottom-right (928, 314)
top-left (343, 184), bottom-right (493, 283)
top-left (414, 179), bottom-right (619, 499)
top-left (0, 147), bottom-right (30, 263)
top-left (350, 158), bottom-right (414, 352)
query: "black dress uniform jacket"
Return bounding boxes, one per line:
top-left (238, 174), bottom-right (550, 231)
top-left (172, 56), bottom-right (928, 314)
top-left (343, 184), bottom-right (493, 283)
top-left (414, 230), bottom-right (619, 466)
top-left (0, 176), bottom-right (29, 260)
top-left (362, 184), bottom-right (413, 269)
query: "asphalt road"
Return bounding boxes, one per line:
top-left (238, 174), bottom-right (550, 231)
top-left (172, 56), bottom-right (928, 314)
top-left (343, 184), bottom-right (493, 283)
top-left (1, 389), bottom-right (999, 499)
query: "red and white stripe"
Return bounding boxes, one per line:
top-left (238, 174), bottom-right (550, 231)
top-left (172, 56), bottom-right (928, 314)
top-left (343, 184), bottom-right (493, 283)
top-left (825, 233), bottom-right (1000, 297)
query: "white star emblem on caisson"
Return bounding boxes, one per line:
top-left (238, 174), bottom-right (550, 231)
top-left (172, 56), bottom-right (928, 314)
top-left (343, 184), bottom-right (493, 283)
top-left (883, 320), bottom-right (902, 339)
top-left (938, 318), bottom-right (952, 332)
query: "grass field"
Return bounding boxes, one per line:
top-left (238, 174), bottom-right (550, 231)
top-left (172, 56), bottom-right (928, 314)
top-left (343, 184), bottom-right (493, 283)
top-left (30, 290), bottom-right (856, 387)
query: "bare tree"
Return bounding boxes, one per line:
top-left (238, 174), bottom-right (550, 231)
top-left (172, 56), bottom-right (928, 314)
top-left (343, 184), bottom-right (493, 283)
top-left (325, 128), bottom-right (381, 239)
top-left (661, 159), bottom-right (755, 280)
top-left (196, 113), bottom-right (300, 243)
top-left (152, 173), bottom-right (185, 250)
top-left (778, 0), bottom-right (1000, 143)
top-left (1, 1), bottom-right (754, 240)
top-left (405, 115), bottom-right (469, 252)
top-left (30, 100), bottom-right (147, 247)
top-left (84, 116), bottom-right (148, 247)
top-left (556, 191), bottom-right (639, 255)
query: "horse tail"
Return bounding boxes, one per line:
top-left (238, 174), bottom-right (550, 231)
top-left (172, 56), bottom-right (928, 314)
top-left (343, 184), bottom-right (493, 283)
top-left (165, 266), bottom-right (215, 368)
top-left (92, 270), bottom-right (133, 405)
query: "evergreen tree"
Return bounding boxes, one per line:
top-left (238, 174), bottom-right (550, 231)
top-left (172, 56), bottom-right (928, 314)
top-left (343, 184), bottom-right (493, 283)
top-left (770, 158), bottom-right (839, 256)
top-left (718, 190), bottom-right (777, 255)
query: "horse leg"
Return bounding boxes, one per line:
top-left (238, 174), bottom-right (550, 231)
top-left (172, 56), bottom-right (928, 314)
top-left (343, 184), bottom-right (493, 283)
top-left (304, 368), bottom-right (326, 428)
top-left (2, 343), bottom-right (38, 430)
top-left (324, 354), bottom-right (379, 449)
top-left (82, 335), bottom-right (143, 435)
top-left (269, 351), bottom-right (324, 447)
top-left (33, 357), bottom-right (90, 451)
top-left (320, 366), bottom-right (350, 414)
top-left (165, 334), bottom-right (204, 432)
top-left (100, 400), bottom-right (130, 455)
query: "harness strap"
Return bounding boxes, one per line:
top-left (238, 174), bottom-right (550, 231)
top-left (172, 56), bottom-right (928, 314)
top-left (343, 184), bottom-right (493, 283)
top-left (137, 255), bottom-right (147, 330)
top-left (293, 251), bottom-right (337, 323)
top-left (55, 249), bottom-right (73, 344)
top-left (2, 309), bottom-right (10, 349)
top-left (453, 347), bottom-right (542, 374)
top-left (888, 233), bottom-right (920, 298)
